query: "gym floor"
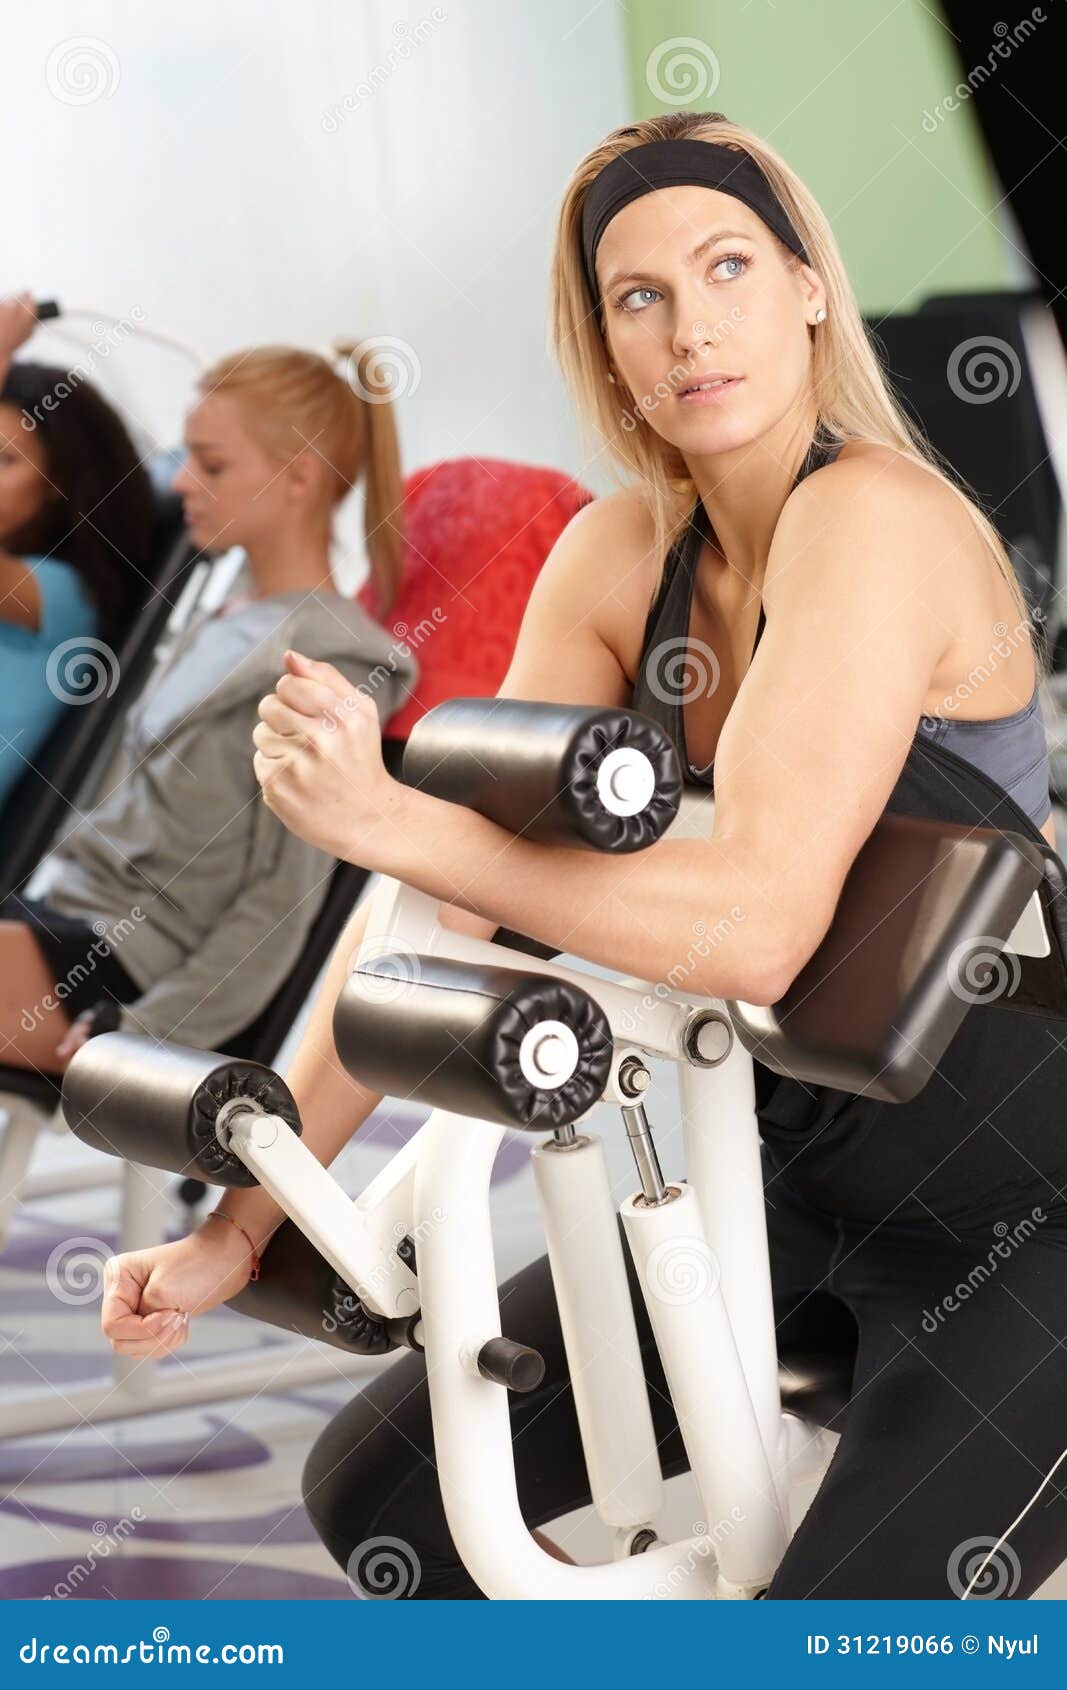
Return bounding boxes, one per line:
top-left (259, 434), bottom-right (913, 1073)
top-left (3, 795), bottom-right (1067, 1600)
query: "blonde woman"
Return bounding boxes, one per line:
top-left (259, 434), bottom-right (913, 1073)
top-left (103, 114), bottom-right (1066, 1600)
top-left (0, 341), bottom-right (415, 1070)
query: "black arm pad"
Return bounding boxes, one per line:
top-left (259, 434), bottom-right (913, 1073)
top-left (402, 697), bottom-right (681, 852)
top-left (226, 1218), bottom-right (401, 1355)
top-left (61, 1032), bottom-right (302, 1187)
top-left (334, 955), bottom-right (613, 1130)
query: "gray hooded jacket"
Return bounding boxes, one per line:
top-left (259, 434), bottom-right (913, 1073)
top-left (46, 587), bottom-right (418, 1048)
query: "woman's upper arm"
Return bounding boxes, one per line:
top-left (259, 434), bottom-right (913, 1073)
top-left (710, 460), bottom-right (958, 985)
top-left (496, 493), bottom-right (656, 708)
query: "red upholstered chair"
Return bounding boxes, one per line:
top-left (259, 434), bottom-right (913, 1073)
top-left (357, 456), bottom-right (594, 739)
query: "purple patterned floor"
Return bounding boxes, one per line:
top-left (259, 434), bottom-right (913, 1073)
top-left (0, 1105), bottom-right (544, 1600)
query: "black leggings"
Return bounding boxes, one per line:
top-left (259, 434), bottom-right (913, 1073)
top-left (301, 1143), bottom-right (1067, 1599)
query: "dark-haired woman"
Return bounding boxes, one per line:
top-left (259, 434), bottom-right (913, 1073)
top-left (0, 290), bottom-right (155, 813)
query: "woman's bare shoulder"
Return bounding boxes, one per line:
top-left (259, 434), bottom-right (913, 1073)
top-left (807, 438), bottom-right (964, 515)
top-left (548, 486), bottom-right (665, 665)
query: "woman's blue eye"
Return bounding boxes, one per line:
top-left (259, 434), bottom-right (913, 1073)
top-left (713, 253), bottom-right (748, 280)
top-left (620, 286), bottom-right (660, 313)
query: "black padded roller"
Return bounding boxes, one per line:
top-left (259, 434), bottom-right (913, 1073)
top-left (227, 1219), bottom-right (414, 1355)
top-left (61, 1032), bottom-right (302, 1187)
top-left (333, 955), bottom-right (613, 1131)
top-left (402, 697), bottom-right (681, 852)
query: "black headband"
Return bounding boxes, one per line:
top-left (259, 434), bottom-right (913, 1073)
top-left (580, 138), bottom-right (809, 306)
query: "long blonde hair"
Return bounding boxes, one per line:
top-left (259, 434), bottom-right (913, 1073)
top-left (200, 340), bottom-right (405, 615)
top-left (550, 110), bottom-right (1043, 670)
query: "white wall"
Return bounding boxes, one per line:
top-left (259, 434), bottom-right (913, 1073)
top-left (4, 0), bottom-right (630, 585)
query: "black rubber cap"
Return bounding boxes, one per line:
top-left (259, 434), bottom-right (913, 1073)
top-left (35, 299), bottom-right (61, 321)
top-left (477, 1337), bottom-right (546, 1393)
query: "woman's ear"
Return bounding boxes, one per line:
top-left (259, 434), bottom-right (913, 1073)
top-left (285, 446), bottom-right (328, 507)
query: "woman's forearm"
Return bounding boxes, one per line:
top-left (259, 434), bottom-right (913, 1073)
top-left (358, 784), bottom-right (789, 1007)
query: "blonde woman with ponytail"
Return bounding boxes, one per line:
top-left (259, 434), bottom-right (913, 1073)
top-left (3, 340), bottom-right (417, 1077)
top-left (107, 115), bottom-right (1067, 1601)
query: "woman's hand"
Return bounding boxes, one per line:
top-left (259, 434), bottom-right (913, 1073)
top-left (253, 649), bottom-right (408, 865)
top-left (54, 1014), bottom-right (93, 1070)
top-left (100, 1224), bottom-right (259, 1358)
top-left (0, 291), bottom-right (39, 360)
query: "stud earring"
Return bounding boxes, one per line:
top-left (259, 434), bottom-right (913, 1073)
top-left (814, 307), bottom-right (827, 324)
top-left (607, 370), bottom-right (617, 384)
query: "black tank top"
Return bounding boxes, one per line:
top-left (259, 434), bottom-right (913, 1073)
top-left (631, 435), bottom-right (841, 788)
top-left (628, 437), bottom-right (1067, 1225)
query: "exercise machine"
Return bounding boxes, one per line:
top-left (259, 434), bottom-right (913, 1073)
top-left (55, 698), bottom-right (1067, 1598)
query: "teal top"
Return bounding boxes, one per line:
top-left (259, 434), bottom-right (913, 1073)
top-left (0, 557), bottom-right (100, 813)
